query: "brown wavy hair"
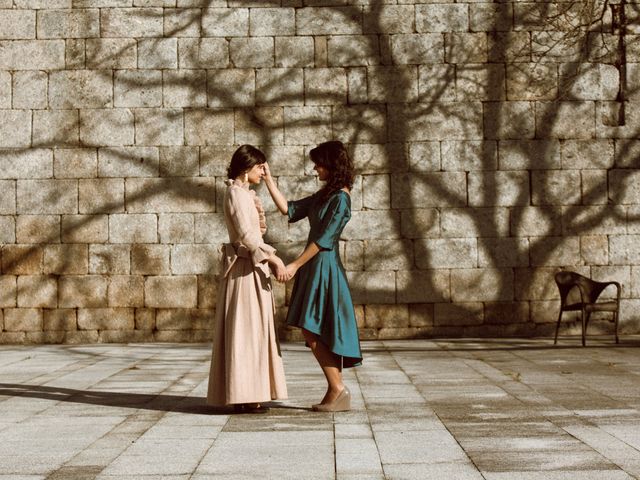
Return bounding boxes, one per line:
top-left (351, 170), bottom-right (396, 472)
top-left (227, 144), bottom-right (266, 179)
top-left (310, 141), bottom-right (355, 202)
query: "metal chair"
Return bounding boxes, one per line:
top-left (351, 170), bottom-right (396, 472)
top-left (554, 271), bottom-right (621, 346)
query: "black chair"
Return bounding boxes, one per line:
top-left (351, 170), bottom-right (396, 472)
top-left (554, 271), bottom-right (621, 346)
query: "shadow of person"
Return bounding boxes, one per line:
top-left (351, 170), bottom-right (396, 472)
top-left (0, 383), bottom-right (311, 415)
top-left (0, 383), bottom-right (228, 415)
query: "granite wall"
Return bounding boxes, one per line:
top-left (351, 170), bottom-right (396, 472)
top-left (1, 0), bottom-right (639, 343)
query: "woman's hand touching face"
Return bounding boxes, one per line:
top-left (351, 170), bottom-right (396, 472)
top-left (262, 162), bottom-right (273, 182)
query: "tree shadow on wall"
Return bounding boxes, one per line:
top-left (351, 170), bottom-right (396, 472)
top-left (2, 0), bottom-right (639, 339)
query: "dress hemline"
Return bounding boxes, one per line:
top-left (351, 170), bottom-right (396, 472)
top-left (292, 324), bottom-right (362, 368)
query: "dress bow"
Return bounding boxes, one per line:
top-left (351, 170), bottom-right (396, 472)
top-left (221, 243), bottom-right (250, 278)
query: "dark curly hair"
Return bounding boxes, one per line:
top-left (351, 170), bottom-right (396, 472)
top-left (310, 141), bottom-right (355, 202)
top-left (227, 145), bottom-right (266, 179)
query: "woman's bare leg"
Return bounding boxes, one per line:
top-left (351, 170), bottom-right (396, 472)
top-left (302, 329), bottom-right (344, 404)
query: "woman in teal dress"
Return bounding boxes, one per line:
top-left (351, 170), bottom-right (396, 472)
top-left (265, 140), bottom-right (362, 412)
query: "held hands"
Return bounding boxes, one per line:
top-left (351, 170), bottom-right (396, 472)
top-left (270, 255), bottom-right (290, 283)
top-left (269, 256), bottom-right (299, 283)
top-left (285, 263), bottom-right (299, 279)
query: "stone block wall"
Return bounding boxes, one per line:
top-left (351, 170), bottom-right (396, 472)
top-left (1, 0), bottom-right (639, 344)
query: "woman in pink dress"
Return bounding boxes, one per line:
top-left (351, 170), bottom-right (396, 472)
top-left (207, 145), bottom-right (288, 413)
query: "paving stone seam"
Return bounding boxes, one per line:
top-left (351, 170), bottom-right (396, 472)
top-left (530, 409), bottom-right (627, 475)
top-left (453, 344), bottom-right (639, 477)
top-left (463, 346), bottom-right (625, 413)
top-left (332, 419), bottom-right (338, 480)
top-left (168, 358), bottom-right (232, 478)
top-left (0, 351), bottom-right (111, 435)
top-left (45, 349), bottom-right (210, 478)
top-left (457, 352), bottom-right (559, 409)
top-left (350, 365), bottom-right (385, 478)
top-left (191, 418), bottom-right (232, 477)
top-left (4, 341), bottom-right (640, 478)
top-left (391, 341), bottom-right (623, 475)
top-left (0, 349), bottom-right (48, 370)
top-left (42, 351), bottom-right (165, 478)
top-left (560, 424), bottom-right (640, 479)
top-left (34, 347), bottom-right (159, 418)
top-left (382, 341), bottom-right (486, 476)
top-left (505, 345), bottom-right (640, 411)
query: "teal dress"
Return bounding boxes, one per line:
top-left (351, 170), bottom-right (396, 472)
top-left (286, 190), bottom-right (362, 368)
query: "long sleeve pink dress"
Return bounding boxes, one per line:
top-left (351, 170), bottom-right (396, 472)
top-left (206, 179), bottom-right (288, 406)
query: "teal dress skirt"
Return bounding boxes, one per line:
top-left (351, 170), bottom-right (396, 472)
top-left (286, 190), bottom-right (362, 368)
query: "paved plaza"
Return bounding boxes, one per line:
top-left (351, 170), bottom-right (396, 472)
top-left (1, 338), bottom-right (640, 479)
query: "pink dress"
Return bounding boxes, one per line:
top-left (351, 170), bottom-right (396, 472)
top-left (206, 180), bottom-right (288, 406)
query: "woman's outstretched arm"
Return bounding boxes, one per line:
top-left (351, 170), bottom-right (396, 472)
top-left (263, 162), bottom-right (288, 215)
top-left (286, 193), bottom-right (349, 278)
top-left (286, 242), bottom-right (320, 278)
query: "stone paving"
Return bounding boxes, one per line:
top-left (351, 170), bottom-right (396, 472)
top-left (1, 338), bottom-right (640, 479)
